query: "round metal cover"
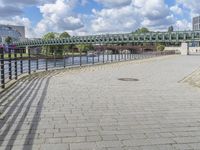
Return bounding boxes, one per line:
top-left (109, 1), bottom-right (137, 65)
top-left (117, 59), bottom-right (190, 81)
top-left (118, 78), bottom-right (139, 81)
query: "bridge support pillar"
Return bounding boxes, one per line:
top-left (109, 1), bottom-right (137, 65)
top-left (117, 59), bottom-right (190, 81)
top-left (180, 42), bottom-right (189, 55)
top-left (26, 46), bottom-right (29, 54)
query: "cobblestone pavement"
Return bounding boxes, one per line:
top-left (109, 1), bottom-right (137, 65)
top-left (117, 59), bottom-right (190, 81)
top-left (182, 67), bottom-right (200, 88)
top-left (1, 55), bottom-right (200, 150)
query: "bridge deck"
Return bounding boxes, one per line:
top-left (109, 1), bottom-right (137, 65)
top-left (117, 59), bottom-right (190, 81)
top-left (0, 56), bottom-right (200, 149)
top-left (14, 31), bottom-right (200, 47)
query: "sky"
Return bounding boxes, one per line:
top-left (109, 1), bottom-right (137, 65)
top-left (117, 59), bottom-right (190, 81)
top-left (0, 0), bottom-right (199, 38)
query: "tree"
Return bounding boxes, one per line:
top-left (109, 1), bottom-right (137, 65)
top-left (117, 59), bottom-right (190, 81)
top-left (59, 32), bottom-right (71, 55)
top-left (168, 26), bottom-right (174, 32)
top-left (76, 44), bottom-right (85, 52)
top-left (5, 36), bottom-right (12, 45)
top-left (43, 32), bottom-right (56, 39)
top-left (76, 44), bottom-right (94, 53)
top-left (134, 27), bottom-right (150, 33)
top-left (59, 32), bottom-right (70, 38)
top-left (156, 43), bottom-right (165, 51)
top-left (42, 32), bottom-right (56, 55)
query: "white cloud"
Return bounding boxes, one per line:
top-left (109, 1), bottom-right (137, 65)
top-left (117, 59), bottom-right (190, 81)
top-left (35, 0), bottom-right (84, 37)
top-left (91, 5), bottom-right (141, 33)
top-left (170, 5), bottom-right (183, 15)
top-left (142, 15), bottom-right (175, 31)
top-left (90, 0), bottom-right (175, 33)
top-left (94, 0), bottom-right (132, 8)
top-left (0, 16), bottom-right (36, 38)
top-left (177, 0), bottom-right (200, 16)
top-left (0, 6), bottom-right (23, 18)
top-left (0, 0), bottom-right (196, 38)
top-left (135, 0), bottom-right (170, 20)
top-left (175, 19), bottom-right (192, 31)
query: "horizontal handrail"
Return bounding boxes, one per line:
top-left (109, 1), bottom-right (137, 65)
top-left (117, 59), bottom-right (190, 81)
top-left (0, 47), bottom-right (176, 89)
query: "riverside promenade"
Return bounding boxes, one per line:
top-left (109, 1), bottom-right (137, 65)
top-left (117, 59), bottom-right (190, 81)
top-left (1, 55), bottom-right (200, 150)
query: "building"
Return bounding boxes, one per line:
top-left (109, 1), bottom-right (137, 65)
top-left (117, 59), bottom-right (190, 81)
top-left (193, 16), bottom-right (200, 31)
top-left (0, 24), bottom-right (25, 44)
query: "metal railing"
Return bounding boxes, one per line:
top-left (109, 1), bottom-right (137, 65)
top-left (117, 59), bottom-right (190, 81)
top-left (0, 47), bottom-right (175, 89)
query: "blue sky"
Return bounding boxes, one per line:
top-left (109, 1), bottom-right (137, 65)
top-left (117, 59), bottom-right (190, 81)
top-left (0, 0), bottom-right (199, 37)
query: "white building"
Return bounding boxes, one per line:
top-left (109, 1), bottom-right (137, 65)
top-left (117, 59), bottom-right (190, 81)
top-left (0, 24), bottom-right (25, 44)
top-left (193, 16), bottom-right (200, 31)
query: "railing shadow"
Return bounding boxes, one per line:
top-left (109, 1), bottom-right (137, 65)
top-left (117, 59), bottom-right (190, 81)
top-left (0, 71), bottom-right (59, 149)
top-left (0, 51), bottom-right (176, 149)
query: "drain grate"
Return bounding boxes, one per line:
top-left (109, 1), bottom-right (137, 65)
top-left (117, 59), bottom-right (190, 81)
top-left (118, 78), bottom-right (139, 81)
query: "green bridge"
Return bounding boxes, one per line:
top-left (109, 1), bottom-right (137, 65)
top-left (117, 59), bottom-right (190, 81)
top-left (14, 30), bottom-right (200, 47)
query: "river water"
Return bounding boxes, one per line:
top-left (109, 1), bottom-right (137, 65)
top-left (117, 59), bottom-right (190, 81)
top-left (1, 53), bottom-right (150, 82)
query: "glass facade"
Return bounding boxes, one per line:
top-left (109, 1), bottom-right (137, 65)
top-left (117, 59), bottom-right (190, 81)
top-left (0, 25), bottom-right (22, 44)
top-left (193, 16), bottom-right (200, 31)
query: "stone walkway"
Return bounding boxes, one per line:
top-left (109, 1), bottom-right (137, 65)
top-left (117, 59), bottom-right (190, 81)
top-left (1, 55), bottom-right (200, 150)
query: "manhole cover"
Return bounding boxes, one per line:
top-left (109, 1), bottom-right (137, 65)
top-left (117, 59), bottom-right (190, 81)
top-left (118, 78), bottom-right (139, 81)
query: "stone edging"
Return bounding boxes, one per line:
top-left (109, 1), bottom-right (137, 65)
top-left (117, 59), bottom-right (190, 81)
top-left (180, 67), bottom-right (200, 88)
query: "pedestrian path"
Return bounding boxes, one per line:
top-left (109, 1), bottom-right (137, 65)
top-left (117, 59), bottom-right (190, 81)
top-left (1, 55), bottom-right (200, 150)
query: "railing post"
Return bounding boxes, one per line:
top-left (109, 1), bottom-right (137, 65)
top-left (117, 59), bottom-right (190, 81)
top-left (118, 50), bottom-right (120, 61)
top-left (103, 50), bottom-right (105, 64)
top-left (20, 48), bottom-right (23, 74)
top-left (8, 48), bottom-right (12, 80)
top-left (98, 50), bottom-right (100, 63)
top-left (80, 49), bottom-right (82, 66)
top-left (64, 50), bottom-right (66, 68)
top-left (125, 50), bottom-right (127, 60)
top-left (14, 49), bottom-right (18, 80)
top-left (72, 49), bottom-right (74, 65)
top-left (45, 48), bottom-right (48, 71)
top-left (27, 46), bottom-right (31, 74)
top-left (86, 51), bottom-right (89, 64)
top-left (92, 51), bottom-right (94, 65)
top-left (111, 51), bottom-right (113, 62)
top-left (115, 50), bottom-right (117, 61)
top-left (130, 50), bottom-right (132, 59)
top-left (36, 49), bottom-right (39, 70)
top-left (119, 50), bottom-right (121, 61)
top-left (0, 47), bottom-right (5, 88)
top-left (54, 48), bottom-right (56, 67)
top-left (107, 50), bottom-right (109, 62)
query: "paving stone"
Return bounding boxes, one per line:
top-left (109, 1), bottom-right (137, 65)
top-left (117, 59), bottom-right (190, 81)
top-left (53, 132), bottom-right (76, 138)
top-left (45, 138), bottom-right (62, 144)
top-left (172, 144), bottom-right (193, 150)
top-left (96, 140), bottom-right (122, 148)
top-left (62, 137), bottom-right (86, 143)
top-left (86, 136), bottom-right (101, 142)
top-left (101, 135), bottom-right (118, 141)
top-left (173, 136), bottom-right (200, 144)
top-left (40, 144), bottom-right (69, 150)
top-left (1, 56), bottom-right (200, 149)
top-left (70, 142), bottom-right (97, 150)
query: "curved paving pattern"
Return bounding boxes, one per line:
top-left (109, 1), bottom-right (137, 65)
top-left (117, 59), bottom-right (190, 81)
top-left (0, 56), bottom-right (200, 150)
top-left (182, 65), bottom-right (200, 88)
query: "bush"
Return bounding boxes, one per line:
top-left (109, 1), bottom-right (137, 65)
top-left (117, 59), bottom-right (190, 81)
top-left (157, 44), bottom-right (165, 51)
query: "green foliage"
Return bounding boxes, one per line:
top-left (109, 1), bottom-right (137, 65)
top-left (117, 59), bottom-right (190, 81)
top-left (156, 43), bottom-right (165, 51)
top-left (5, 36), bottom-right (12, 44)
top-left (134, 27), bottom-right (150, 33)
top-left (41, 31), bottom-right (94, 56)
top-left (59, 32), bottom-right (70, 38)
top-left (42, 32), bottom-right (71, 56)
top-left (76, 44), bottom-right (94, 53)
top-left (43, 32), bottom-right (56, 39)
top-left (168, 26), bottom-right (174, 32)
top-left (42, 32), bottom-right (55, 55)
top-left (59, 32), bottom-right (71, 55)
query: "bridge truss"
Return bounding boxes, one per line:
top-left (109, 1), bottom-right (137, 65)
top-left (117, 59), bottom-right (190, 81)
top-left (14, 31), bottom-right (200, 47)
